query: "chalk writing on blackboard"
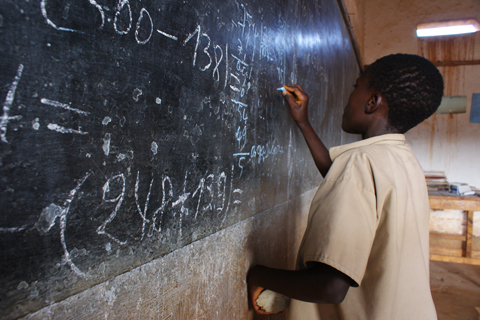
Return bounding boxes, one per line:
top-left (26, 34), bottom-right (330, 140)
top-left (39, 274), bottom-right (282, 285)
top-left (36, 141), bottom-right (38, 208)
top-left (5, 0), bottom-right (286, 281)
top-left (1, 64), bottom-right (24, 143)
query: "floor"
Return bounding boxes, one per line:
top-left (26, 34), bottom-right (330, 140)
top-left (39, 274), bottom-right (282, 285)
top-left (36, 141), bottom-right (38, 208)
top-left (430, 260), bottom-right (480, 320)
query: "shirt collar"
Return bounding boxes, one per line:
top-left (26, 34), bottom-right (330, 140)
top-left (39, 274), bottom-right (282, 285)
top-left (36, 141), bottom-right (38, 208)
top-left (329, 134), bottom-right (405, 161)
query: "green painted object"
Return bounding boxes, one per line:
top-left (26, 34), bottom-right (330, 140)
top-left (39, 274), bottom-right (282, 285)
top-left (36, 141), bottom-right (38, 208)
top-left (436, 96), bottom-right (467, 114)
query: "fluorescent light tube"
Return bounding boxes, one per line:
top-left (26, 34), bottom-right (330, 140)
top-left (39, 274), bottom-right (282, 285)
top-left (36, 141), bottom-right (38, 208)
top-left (417, 19), bottom-right (480, 37)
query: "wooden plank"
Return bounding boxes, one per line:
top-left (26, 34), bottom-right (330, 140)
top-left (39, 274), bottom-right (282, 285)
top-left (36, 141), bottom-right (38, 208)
top-left (430, 254), bottom-right (480, 266)
top-left (430, 246), bottom-right (464, 257)
top-left (467, 210), bottom-right (474, 258)
top-left (429, 196), bottom-right (480, 211)
top-left (429, 232), bottom-right (466, 241)
top-left (433, 60), bottom-right (480, 67)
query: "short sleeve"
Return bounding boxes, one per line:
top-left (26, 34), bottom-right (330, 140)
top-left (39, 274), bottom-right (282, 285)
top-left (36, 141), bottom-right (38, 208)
top-left (297, 152), bottom-right (378, 286)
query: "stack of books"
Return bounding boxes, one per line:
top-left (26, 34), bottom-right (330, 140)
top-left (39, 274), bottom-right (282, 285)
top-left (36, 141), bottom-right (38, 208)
top-left (424, 171), bottom-right (449, 191)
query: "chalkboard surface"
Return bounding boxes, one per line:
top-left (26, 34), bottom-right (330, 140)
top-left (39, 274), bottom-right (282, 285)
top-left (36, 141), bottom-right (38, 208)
top-left (0, 0), bottom-right (358, 317)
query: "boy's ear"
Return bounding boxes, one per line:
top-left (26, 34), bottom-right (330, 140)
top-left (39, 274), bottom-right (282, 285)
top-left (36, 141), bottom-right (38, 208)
top-left (365, 92), bottom-right (383, 114)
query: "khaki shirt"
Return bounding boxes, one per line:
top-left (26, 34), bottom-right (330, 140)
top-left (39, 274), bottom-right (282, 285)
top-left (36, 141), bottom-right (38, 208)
top-left (296, 134), bottom-right (437, 320)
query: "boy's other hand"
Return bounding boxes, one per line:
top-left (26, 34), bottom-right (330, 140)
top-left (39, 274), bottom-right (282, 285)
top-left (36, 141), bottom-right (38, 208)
top-left (249, 285), bottom-right (275, 315)
top-left (282, 84), bottom-right (310, 127)
top-left (247, 266), bottom-right (276, 315)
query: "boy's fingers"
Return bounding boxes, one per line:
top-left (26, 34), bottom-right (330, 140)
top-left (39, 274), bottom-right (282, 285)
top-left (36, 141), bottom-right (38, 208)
top-left (282, 89), bottom-right (297, 106)
top-left (283, 85), bottom-right (307, 102)
top-left (251, 287), bottom-right (275, 315)
top-left (284, 84), bottom-right (306, 95)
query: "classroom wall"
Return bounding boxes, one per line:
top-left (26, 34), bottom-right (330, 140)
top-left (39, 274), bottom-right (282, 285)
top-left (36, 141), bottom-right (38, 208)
top-left (363, 0), bottom-right (480, 189)
top-left (333, 0), bottom-right (480, 237)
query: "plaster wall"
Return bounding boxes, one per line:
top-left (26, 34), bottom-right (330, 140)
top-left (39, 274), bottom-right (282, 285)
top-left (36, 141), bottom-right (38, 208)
top-left (364, 0), bottom-right (480, 189)
top-left (20, 189), bottom-right (316, 320)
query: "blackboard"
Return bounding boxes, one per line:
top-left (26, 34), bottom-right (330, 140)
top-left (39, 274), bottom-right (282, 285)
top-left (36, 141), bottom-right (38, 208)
top-left (0, 0), bottom-right (359, 318)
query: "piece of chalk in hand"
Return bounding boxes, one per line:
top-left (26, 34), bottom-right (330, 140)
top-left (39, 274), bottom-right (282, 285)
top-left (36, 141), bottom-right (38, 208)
top-left (256, 289), bottom-right (290, 314)
top-left (277, 87), bottom-right (286, 91)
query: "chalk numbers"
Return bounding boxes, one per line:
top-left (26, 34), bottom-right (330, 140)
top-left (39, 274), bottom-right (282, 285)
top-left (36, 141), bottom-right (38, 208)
top-left (183, 25), bottom-right (214, 73)
top-left (97, 174), bottom-right (127, 245)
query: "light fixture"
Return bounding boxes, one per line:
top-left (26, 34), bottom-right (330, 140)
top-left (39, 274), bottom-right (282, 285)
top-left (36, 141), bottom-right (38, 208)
top-left (416, 19), bottom-right (480, 37)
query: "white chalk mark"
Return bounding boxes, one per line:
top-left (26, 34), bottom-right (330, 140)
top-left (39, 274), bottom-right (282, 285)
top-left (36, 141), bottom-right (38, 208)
top-left (40, 98), bottom-right (90, 115)
top-left (230, 99), bottom-right (248, 107)
top-left (216, 172), bottom-right (227, 213)
top-left (220, 166), bottom-right (234, 226)
top-left (191, 177), bottom-right (205, 219)
top-left (103, 133), bottom-right (111, 156)
top-left (102, 116), bottom-right (112, 125)
top-left (98, 174), bottom-right (127, 245)
top-left (155, 97), bottom-right (162, 104)
top-left (116, 153), bottom-right (126, 162)
top-left (213, 45), bottom-right (223, 82)
top-left (231, 54), bottom-right (249, 66)
top-left (229, 85), bottom-right (240, 92)
top-left (233, 189), bottom-right (243, 194)
top-left (150, 175), bottom-right (173, 233)
top-left (47, 123), bottom-right (88, 135)
top-left (233, 200), bottom-right (242, 204)
top-left (233, 153), bottom-right (249, 156)
top-left (114, 0), bottom-right (132, 35)
top-left (0, 225), bottom-right (28, 233)
top-left (235, 126), bottom-right (247, 150)
top-left (199, 33), bottom-right (212, 71)
top-left (135, 8), bottom-right (153, 45)
top-left (183, 24), bottom-right (201, 67)
top-left (203, 174), bottom-right (215, 212)
top-left (157, 29), bottom-right (178, 41)
top-left (88, 0), bottom-right (105, 29)
top-left (35, 203), bottom-right (63, 233)
top-left (230, 73), bottom-right (240, 83)
top-left (238, 157), bottom-right (246, 178)
top-left (151, 141), bottom-right (158, 155)
top-left (32, 118), bottom-right (40, 130)
top-left (1, 64), bottom-right (24, 143)
top-left (41, 0), bottom-right (82, 33)
top-left (133, 88), bottom-right (142, 101)
top-left (172, 193), bottom-right (190, 210)
top-left (135, 171), bottom-right (152, 240)
top-left (224, 44), bottom-right (229, 89)
top-left (54, 171), bottom-right (91, 278)
top-left (172, 172), bottom-right (190, 239)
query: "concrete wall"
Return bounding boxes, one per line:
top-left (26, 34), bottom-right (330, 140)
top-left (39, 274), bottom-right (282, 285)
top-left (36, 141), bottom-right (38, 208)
top-left (20, 189), bottom-right (316, 320)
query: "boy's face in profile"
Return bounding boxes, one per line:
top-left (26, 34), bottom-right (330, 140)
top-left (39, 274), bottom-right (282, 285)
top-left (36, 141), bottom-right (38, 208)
top-left (341, 75), bottom-right (375, 135)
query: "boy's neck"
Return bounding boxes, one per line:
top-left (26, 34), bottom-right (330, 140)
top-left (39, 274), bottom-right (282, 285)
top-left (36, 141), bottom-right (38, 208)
top-left (362, 122), bottom-right (400, 140)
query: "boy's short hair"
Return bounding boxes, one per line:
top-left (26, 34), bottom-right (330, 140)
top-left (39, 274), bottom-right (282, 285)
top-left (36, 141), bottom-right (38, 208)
top-left (363, 54), bottom-right (444, 133)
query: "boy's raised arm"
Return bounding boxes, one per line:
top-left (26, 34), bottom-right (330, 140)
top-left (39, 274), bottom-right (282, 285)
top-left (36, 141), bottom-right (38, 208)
top-left (282, 85), bottom-right (332, 177)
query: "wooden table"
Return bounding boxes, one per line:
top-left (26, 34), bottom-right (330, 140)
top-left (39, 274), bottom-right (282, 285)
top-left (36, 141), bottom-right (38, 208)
top-left (429, 192), bottom-right (480, 266)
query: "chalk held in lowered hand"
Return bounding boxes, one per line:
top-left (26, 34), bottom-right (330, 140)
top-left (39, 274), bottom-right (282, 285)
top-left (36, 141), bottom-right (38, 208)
top-left (256, 289), bottom-right (291, 314)
top-left (277, 87), bottom-right (286, 91)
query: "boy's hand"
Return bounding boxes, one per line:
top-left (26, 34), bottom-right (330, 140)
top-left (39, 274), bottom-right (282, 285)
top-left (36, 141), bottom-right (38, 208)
top-left (282, 84), bottom-right (310, 127)
top-left (249, 285), bottom-right (275, 315)
top-left (247, 266), bottom-right (276, 315)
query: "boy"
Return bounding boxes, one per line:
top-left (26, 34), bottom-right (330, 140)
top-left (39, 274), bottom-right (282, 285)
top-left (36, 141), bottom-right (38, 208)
top-left (247, 54), bottom-right (444, 319)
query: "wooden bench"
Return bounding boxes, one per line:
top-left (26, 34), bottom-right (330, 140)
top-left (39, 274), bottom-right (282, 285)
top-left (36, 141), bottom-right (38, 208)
top-left (429, 192), bottom-right (480, 266)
